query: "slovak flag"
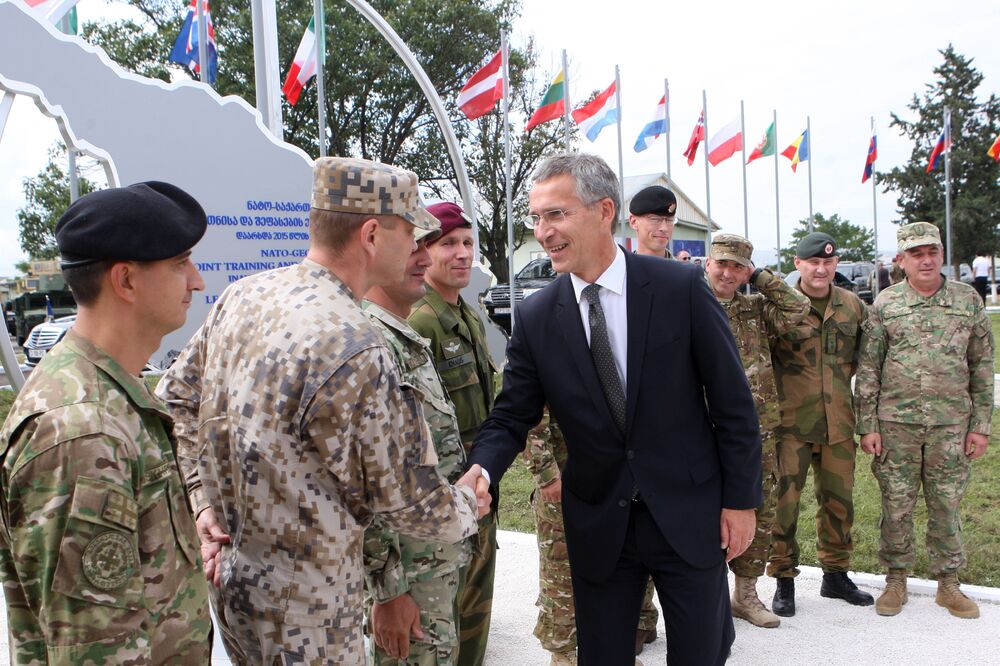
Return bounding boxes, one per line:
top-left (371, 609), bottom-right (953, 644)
top-left (457, 50), bottom-right (504, 120)
top-left (862, 134), bottom-right (877, 183)
top-left (571, 81), bottom-right (618, 143)
top-left (169, 0), bottom-right (218, 85)
top-left (633, 96), bottom-right (667, 152)
top-left (926, 129), bottom-right (950, 173)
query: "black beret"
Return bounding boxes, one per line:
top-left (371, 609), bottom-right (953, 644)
top-left (795, 232), bottom-right (838, 259)
top-left (55, 181), bottom-right (207, 268)
top-left (629, 186), bottom-right (677, 217)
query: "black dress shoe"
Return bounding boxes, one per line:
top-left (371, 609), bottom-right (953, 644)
top-left (820, 571), bottom-right (875, 606)
top-left (772, 577), bottom-right (795, 617)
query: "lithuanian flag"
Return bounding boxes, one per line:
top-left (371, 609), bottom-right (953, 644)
top-left (526, 70), bottom-right (566, 132)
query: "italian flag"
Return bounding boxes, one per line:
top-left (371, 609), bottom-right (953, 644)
top-left (526, 70), bottom-right (566, 132)
top-left (746, 121), bottom-right (776, 164)
top-left (282, 17), bottom-right (318, 107)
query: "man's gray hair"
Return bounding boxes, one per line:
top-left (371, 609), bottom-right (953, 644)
top-left (531, 153), bottom-right (621, 221)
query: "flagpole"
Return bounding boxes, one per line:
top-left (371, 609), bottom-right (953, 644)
top-left (250, 0), bottom-right (283, 139)
top-left (773, 109), bottom-right (782, 275)
top-left (806, 115), bottom-right (814, 232)
top-left (702, 90), bottom-right (712, 247)
top-left (196, 0), bottom-right (211, 88)
top-left (61, 11), bottom-right (79, 203)
top-left (944, 107), bottom-right (953, 277)
top-left (870, 115), bottom-right (880, 300)
top-left (664, 78), bottom-right (671, 185)
top-left (313, 0), bottom-right (327, 157)
top-left (740, 100), bottom-right (749, 239)
top-left (502, 32), bottom-right (516, 333)
top-left (561, 49), bottom-right (572, 150)
top-left (615, 65), bottom-right (625, 233)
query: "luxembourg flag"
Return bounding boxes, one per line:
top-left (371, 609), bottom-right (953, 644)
top-left (706, 117), bottom-right (743, 166)
top-left (633, 96), bottom-right (667, 153)
top-left (282, 17), bottom-right (318, 106)
top-left (571, 81), bottom-right (618, 143)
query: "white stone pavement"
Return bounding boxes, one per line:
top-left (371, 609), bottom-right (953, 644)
top-left (2, 530), bottom-right (996, 665)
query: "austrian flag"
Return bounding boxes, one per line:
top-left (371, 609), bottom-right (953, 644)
top-left (282, 17), bottom-right (318, 106)
top-left (457, 50), bottom-right (504, 120)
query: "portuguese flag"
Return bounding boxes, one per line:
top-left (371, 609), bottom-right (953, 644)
top-left (282, 17), bottom-right (318, 106)
top-left (746, 121), bottom-right (776, 164)
top-left (526, 70), bottom-right (566, 132)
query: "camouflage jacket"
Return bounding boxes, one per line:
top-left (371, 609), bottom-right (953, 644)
top-left (890, 263), bottom-right (905, 285)
top-left (409, 286), bottom-right (497, 449)
top-left (718, 269), bottom-right (810, 434)
top-left (156, 259), bottom-right (479, 638)
top-left (361, 302), bottom-right (472, 602)
top-left (771, 283), bottom-right (866, 445)
top-left (524, 408), bottom-right (568, 488)
top-left (0, 331), bottom-right (211, 664)
top-left (855, 278), bottom-right (994, 435)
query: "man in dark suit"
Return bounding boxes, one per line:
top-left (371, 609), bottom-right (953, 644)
top-left (469, 153), bottom-right (762, 665)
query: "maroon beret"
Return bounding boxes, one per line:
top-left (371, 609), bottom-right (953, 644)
top-left (426, 202), bottom-right (471, 244)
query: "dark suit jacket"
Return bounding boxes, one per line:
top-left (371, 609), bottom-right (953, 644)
top-left (469, 251), bottom-right (762, 581)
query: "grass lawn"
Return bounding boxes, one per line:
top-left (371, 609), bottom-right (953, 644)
top-left (991, 312), bottom-right (1000, 369)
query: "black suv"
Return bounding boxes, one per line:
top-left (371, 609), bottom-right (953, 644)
top-left (483, 257), bottom-right (556, 333)
top-left (835, 262), bottom-right (875, 304)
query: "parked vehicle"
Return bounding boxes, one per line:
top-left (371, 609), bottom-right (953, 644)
top-left (23, 315), bottom-right (76, 366)
top-left (9, 290), bottom-right (76, 346)
top-left (942, 263), bottom-right (974, 284)
top-left (483, 257), bottom-right (556, 334)
top-left (783, 270), bottom-right (858, 294)
top-left (836, 262), bottom-right (875, 304)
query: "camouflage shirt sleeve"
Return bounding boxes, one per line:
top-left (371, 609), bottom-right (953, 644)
top-left (523, 409), bottom-right (560, 487)
top-left (756, 268), bottom-right (810, 338)
top-left (155, 322), bottom-right (209, 516)
top-left (967, 308), bottom-right (995, 435)
top-left (853, 303), bottom-right (887, 434)
top-left (3, 431), bottom-right (150, 662)
top-left (303, 346), bottom-right (479, 544)
top-left (362, 517), bottom-right (410, 603)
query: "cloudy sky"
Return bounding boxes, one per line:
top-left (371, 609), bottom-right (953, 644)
top-left (1, 0), bottom-right (998, 276)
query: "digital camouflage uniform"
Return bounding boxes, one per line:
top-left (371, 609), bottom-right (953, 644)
top-left (524, 411), bottom-right (660, 655)
top-left (890, 262), bottom-right (905, 285)
top-left (767, 283), bottom-right (866, 578)
top-left (0, 331), bottom-right (212, 664)
top-left (855, 277), bottom-right (994, 575)
top-left (157, 260), bottom-right (480, 666)
top-left (362, 301), bottom-right (473, 665)
top-left (410, 286), bottom-right (497, 666)
top-left (714, 268), bottom-right (810, 578)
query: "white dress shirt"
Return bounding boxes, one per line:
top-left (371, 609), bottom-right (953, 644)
top-left (570, 244), bottom-right (628, 392)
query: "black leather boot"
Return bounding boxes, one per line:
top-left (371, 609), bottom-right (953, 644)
top-left (772, 577), bottom-right (795, 617)
top-left (820, 571), bottom-right (875, 606)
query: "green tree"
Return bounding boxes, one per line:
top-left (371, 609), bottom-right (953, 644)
top-left (17, 145), bottom-right (98, 260)
top-left (879, 45), bottom-right (1000, 265)
top-left (779, 212), bottom-right (875, 272)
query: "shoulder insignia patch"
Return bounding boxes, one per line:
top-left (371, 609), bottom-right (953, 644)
top-left (442, 338), bottom-right (463, 357)
top-left (83, 531), bottom-right (135, 591)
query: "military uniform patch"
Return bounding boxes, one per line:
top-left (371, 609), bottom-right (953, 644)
top-left (83, 531), bottom-right (135, 591)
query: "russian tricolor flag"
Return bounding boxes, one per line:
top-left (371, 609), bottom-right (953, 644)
top-left (571, 81), bottom-right (618, 143)
top-left (634, 96), bottom-right (667, 152)
top-left (926, 129), bottom-right (950, 173)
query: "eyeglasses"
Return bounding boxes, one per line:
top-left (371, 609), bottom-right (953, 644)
top-left (524, 208), bottom-right (580, 230)
top-left (642, 215), bottom-right (675, 226)
top-left (679, 256), bottom-right (691, 262)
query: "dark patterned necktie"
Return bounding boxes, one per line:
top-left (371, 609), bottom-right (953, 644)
top-left (583, 284), bottom-right (626, 432)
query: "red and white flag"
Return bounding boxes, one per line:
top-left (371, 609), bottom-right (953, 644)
top-left (707, 117), bottom-right (743, 166)
top-left (683, 111), bottom-right (705, 165)
top-left (282, 17), bottom-right (317, 107)
top-left (457, 50), bottom-right (504, 120)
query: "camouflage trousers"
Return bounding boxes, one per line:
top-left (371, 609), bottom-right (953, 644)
top-left (368, 568), bottom-right (462, 666)
top-left (455, 512), bottom-right (496, 666)
top-left (212, 588), bottom-right (365, 665)
top-left (729, 430), bottom-right (778, 578)
top-left (531, 489), bottom-right (657, 654)
top-left (872, 421), bottom-right (971, 576)
top-left (768, 436), bottom-right (856, 577)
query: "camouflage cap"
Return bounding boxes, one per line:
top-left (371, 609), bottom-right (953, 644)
top-left (710, 234), bottom-right (753, 268)
top-left (796, 232), bottom-right (837, 259)
top-left (311, 157), bottom-right (438, 231)
top-left (897, 221), bottom-right (941, 252)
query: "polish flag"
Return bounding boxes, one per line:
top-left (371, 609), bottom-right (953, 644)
top-left (457, 50), bottom-right (504, 120)
top-left (707, 117), bottom-right (743, 166)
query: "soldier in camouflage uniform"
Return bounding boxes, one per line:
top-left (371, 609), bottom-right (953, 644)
top-left (855, 221), bottom-right (993, 619)
top-left (705, 234), bottom-right (810, 629)
top-left (890, 256), bottom-right (905, 285)
top-left (409, 202), bottom-right (498, 666)
top-left (0, 182), bottom-right (213, 663)
top-left (767, 232), bottom-right (875, 616)
top-left (157, 158), bottom-right (487, 665)
top-left (362, 226), bottom-right (474, 664)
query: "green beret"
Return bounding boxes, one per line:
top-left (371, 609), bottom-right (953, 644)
top-left (795, 232), bottom-right (837, 259)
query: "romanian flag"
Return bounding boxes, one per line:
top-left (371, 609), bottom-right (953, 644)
top-left (987, 133), bottom-right (1000, 162)
top-left (926, 129), bottom-right (950, 172)
top-left (526, 70), bottom-right (566, 132)
top-left (282, 17), bottom-right (318, 106)
top-left (781, 129), bottom-right (809, 172)
top-left (746, 121), bottom-right (776, 165)
top-left (862, 133), bottom-right (877, 183)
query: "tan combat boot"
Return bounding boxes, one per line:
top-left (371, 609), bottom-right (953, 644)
top-left (731, 575), bottom-right (781, 628)
top-left (875, 569), bottom-right (908, 616)
top-left (936, 573), bottom-right (980, 619)
top-left (550, 650), bottom-right (577, 666)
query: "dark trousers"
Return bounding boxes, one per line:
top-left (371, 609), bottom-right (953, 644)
top-left (974, 276), bottom-right (988, 303)
top-left (571, 502), bottom-right (734, 666)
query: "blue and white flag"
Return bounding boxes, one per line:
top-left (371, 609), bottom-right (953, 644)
top-left (169, 0), bottom-right (217, 84)
top-left (634, 95), bottom-right (667, 152)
